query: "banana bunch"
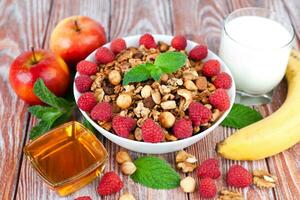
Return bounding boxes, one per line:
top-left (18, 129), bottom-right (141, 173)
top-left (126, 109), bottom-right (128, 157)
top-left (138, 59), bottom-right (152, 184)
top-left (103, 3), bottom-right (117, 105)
top-left (217, 50), bottom-right (300, 160)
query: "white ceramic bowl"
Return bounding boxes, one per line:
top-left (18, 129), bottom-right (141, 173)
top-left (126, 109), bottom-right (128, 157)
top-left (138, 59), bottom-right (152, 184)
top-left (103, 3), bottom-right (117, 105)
top-left (74, 34), bottom-right (236, 154)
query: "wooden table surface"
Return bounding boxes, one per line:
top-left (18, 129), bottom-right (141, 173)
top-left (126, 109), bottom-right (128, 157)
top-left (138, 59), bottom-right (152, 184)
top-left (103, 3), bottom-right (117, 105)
top-left (1, 0), bottom-right (300, 199)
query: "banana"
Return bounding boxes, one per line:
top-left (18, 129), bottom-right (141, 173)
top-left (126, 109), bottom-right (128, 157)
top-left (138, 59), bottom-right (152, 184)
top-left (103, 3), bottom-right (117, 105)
top-left (216, 49), bottom-right (300, 160)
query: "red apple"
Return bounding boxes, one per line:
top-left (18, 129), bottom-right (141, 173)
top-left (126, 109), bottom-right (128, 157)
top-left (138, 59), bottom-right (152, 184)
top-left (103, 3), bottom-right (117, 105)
top-left (9, 48), bottom-right (70, 105)
top-left (50, 16), bottom-right (106, 64)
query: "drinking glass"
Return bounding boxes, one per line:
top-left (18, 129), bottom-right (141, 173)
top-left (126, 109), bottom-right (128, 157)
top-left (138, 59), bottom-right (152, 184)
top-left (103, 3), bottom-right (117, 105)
top-left (219, 7), bottom-right (295, 105)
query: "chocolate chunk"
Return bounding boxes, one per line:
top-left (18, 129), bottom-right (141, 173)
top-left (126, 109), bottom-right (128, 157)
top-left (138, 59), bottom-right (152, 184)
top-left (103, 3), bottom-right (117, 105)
top-left (143, 97), bottom-right (156, 109)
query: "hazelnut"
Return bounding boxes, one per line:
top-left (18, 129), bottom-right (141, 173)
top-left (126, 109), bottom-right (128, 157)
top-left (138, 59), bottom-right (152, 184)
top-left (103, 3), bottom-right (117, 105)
top-left (141, 85), bottom-right (152, 98)
top-left (116, 151), bottom-right (132, 164)
top-left (108, 70), bottom-right (122, 85)
top-left (180, 176), bottom-right (196, 193)
top-left (121, 161), bottom-right (137, 175)
top-left (159, 112), bottom-right (175, 128)
top-left (119, 192), bottom-right (136, 200)
top-left (117, 93), bottom-right (132, 109)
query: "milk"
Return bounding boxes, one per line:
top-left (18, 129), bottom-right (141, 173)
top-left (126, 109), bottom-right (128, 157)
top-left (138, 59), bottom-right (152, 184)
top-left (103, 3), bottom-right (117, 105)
top-left (219, 16), bottom-right (292, 94)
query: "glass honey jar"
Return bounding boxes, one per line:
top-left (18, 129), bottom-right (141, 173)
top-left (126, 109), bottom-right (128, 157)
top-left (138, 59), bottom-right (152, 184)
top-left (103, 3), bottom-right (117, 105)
top-left (24, 121), bottom-right (108, 196)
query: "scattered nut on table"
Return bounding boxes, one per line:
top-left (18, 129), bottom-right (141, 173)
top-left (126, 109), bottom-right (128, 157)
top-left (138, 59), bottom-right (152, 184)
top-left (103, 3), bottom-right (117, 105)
top-left (121, 161), bottom-right (137, 175)
top-left (217, 189), bottom-right (244, 200)
top-left (116, 151), bottom-right (132, 164)
top-left (253, 170), bottom-right (277, 188)
top-left (180, 176), bottom-right (196, 193)
top-left (119, 192), bottom-right (136, 200)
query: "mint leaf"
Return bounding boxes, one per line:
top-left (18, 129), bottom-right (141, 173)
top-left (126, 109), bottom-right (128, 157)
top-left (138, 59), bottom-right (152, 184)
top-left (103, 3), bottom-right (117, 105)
top-left (221, 103), bottom-right (263, 129)
top-left (30, 121), bottom-right (52, 139)
top-left (150, 67), bottom-right (163, 80)
top-left (155, 52), bottom-right (187, 73)
top-left (123, 63), bottom-right (152, 85)
top-left (33, 79), bottom-right (71, 109)
top-left (28, 106), bottom-right (62, 120)
top-left (131, 156), bottom-right (180, 189)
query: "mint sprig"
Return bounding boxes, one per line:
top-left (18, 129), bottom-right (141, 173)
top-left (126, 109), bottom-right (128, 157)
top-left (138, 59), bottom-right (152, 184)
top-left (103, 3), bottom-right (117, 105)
top-left (29, 79), bottom-right (74, 139)
top-left (123, 52), bottom-right (187, 85)
top-left (131, 156), bottom-right (180, 189)
top-left (221, 103), bottom-right (263, 129)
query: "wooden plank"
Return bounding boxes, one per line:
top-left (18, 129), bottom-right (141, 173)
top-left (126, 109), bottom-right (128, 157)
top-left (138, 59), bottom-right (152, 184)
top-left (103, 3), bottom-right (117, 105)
top-left (106, 1), bottom-right (188, 200)
top-left (172, 0), bottom-right (282, 199)
top-left (15, 1), bottom-right (111, 200)
top-left (0, 0), bottom-right (52, 199)
top-left (226, 0), bottom-right (300, 199)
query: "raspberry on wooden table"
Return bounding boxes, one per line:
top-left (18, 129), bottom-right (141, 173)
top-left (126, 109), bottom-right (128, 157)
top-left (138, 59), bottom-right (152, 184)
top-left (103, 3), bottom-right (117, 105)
top-left (197, 158), bottom-right (220, 179)
top-left (97, 171), bottom-right (123, 196)
top-left (198, 178), bottom-right (217, 198)
top-left (227, 164), bottom-right (252, 188)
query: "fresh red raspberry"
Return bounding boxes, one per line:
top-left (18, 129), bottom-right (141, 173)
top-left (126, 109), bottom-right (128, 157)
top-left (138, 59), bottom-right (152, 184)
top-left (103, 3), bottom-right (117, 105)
top-left (112, 115), bottom-right (136, 138)
top-left (172, 118), bottom-right (193, 139)
top-left (188, 102), bottom-right (212, 126)
top-left (142, 119), bottom-right (164, 143)
top-left (139, 33), bottom-right (157, 49)
top-left (97, 171), bottom-right (123, 196)
top-left (202, 59), bottom-right (221, 77)
top-left (110, 38), bottom-right (127, 54)
top-left (171, 35), bottom-right (187, 50)
top-left (188, 45), bottom-right (208, 61)
top-left (198, 178), bottom-right (217, 198)
top-left (76, 60), bottom-right (98, 75)
top-left (90, 102), bottom-right (112, 122)
top-left (95, 47), bottom-right (115, 64)
top-left (197, 158), bottom-right (220, 179)
top-left (209, 89), bottom-right (230, 111)
top-left (74, 75), bottom-right (93, 93)
top-left (213, 72), bottom-right (232, 89)
top-left (74, 196), bottom-right (92, 200)
top-left (227, 165), bottom-right (252, 188)
top-left (77, 92), bottom-right (97, 112)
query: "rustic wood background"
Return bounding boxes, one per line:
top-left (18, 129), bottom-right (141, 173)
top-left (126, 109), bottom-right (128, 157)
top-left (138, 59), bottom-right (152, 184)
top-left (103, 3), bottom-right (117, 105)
top-left (1, 0), bottom-right (300, 199)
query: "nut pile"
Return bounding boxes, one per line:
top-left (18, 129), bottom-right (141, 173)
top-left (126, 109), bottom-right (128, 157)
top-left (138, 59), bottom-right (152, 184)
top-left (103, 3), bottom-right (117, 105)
top-left (75, 34), bottom-right (232, 142)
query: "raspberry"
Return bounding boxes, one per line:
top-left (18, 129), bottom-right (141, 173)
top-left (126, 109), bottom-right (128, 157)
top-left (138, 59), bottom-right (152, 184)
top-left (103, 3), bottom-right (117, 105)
top-left (172, 118), bottom-right (193, 139)
top-left (74, 75), bottom-right (93, 93)
top-left (202, 59), bottom-right (221, 77)
top-left (74, 196), bottom-right (92, 200)
top-left (189, 102), bottom-right (212, 126)
top-left (213, 72), bottom-right (232, 89)
top-left (197, 158), bottom-right (220, 179)
top-left (198, 178), bottom-right (217, 198)
top-left (227, 165), bottom-right (252, 188)
top-left (77, 92), bottom-right (97, 112)
top-left (139, 33), bottom-right (157, 49)
top-left (95, 47), bottom-right (115, 64)
top-left (110, 38), bottom-right (126, 54)
top-left (91, 102), bottom-right (112, 122)
top-left (76, 60), bottom-right (98, 75)
top-left (188, 45), bottom-right (208, 61)
top-left (209, 89), bottom-right (230, 111)
top-left (142, 119), bottom-right (164, 143)
top-left (112, 115), bottom-right (136, 138)
top-left (171, 35), bottom-right (187, 50)
top-left (97, 171), bottom-right (123, 196)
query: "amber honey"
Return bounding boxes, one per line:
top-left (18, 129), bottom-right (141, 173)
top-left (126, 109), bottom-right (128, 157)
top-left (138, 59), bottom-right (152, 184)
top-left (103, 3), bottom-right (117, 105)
top-left (24, 121), bottom-right (108, 196)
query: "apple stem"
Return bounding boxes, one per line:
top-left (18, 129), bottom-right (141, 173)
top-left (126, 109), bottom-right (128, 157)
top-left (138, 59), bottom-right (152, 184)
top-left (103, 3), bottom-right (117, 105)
top-left (74, 20), bottom-right (80, 32)
top-left (31, 46), bottom-right (37, 63)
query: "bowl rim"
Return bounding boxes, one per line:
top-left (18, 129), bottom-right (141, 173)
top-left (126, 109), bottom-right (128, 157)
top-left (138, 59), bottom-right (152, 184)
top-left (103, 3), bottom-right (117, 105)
top-left (74, 34), bottom-right (236, 147)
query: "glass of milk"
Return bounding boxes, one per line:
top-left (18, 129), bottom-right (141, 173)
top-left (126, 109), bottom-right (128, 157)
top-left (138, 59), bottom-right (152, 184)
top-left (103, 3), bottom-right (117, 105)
top-left (219, 7), bottom-right (294, 105)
